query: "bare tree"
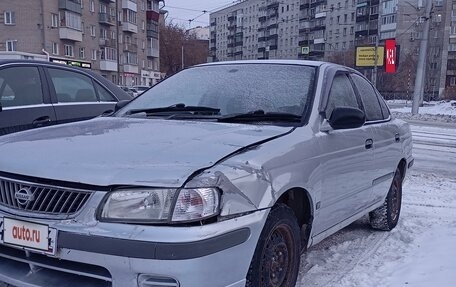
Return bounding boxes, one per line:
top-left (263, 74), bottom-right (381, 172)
top-left (326, 50), bottom-right (355, 68)
top-left (159, 22), bottom-right (209, 77)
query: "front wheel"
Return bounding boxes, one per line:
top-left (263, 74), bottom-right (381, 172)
top-left (369, 168), bottom-right (403, 231)
top-left (246, 204), bottom-right (301, 287)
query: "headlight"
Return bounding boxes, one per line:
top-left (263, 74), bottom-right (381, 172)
top-left (100, 188), bottom-right (220, 223)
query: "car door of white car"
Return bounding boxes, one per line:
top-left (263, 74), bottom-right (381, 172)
top-left (351, 74), bottom-right (401, 204)
top-left (313, 72), bottom-right (376, 235)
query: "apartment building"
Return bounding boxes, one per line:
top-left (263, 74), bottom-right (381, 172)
top-left (210, 0), bottom-right (302, 61)
top-left (0, 0), bottom-right (162, 86)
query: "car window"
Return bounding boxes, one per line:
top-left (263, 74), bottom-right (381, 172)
top-left (351, 74), bottom-right (383, 122)
top-left (123, 64), bottom-right (316, 117)
top-left (376, 91), bottom-right (391, 120)
top-left (0, 66), bottom-right (44, 108)
top-left (95, 82), bottom-right (116, 102)
top-left (48, 68), bottom-right (98, 103)
top-left (326, 73), bottom-right (359, 119)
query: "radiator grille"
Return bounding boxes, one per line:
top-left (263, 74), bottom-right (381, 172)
top-left (0, 177), bottom-right (91, 216)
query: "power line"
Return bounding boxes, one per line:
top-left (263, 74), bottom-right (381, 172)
top-left (165, 1), bottom-right (241, 27)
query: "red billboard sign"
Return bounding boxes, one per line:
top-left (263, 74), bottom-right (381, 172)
top-left (385, 39), bottom-right (396, 73)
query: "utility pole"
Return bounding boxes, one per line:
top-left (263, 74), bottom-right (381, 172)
top-left (412, 0), bottom-right (432, 115)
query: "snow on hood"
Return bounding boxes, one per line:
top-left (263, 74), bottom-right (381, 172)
top-left (0, 117), bottom-right (292, 187)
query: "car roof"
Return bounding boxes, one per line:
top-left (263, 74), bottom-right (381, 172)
top-left (196, 59), bottom-right (327, 68)
top-left (0, 59), bottom-right (132, 101)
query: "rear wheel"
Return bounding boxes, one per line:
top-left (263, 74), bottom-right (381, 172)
top-left (369, 168), bottom-right (403, 231)
top-left (246, 204), bottom-right (301, 287)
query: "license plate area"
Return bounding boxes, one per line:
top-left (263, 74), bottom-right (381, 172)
top-left (0, 217), bottom-right (57, 255)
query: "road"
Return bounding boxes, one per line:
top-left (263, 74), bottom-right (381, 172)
top-left (2, 121), bottom-right (455, 287)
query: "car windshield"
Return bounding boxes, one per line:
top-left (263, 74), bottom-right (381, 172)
top-left (117, 63), bottom-right (316, 122)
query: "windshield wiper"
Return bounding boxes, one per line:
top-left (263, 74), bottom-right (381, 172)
top-left (218, 110), bottom-right (302, 123)
top-left (125, 103), bottom-right (220, 116)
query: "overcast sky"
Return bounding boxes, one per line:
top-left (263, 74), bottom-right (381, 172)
top-left (163, 0), bottom-right (237, 28)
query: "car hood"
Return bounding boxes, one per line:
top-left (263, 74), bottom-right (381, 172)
top-left (0, 117), bottom-right (292, 187)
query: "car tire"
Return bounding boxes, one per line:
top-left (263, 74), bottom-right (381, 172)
top-left (246, 204), bottom-right (301, 287)
top-left (369, 168), bottom-right (403, 231)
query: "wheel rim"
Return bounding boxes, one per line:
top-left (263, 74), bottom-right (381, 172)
top-left (261, 224), bottom-right (295, 287)
top-left (390, 175), bottom-right (401, 221)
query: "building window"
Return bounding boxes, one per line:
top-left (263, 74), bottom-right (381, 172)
top-left (450, 77), bottom-right (456, 86)
top-left (90, 0), bottom-right (95, 12)
top-left (100, 28), bottom-right (107, 39)
top-left (100, 4), bottom-right (107, 13)
top-left (90, 25), bottom-right (96, 36)
top-left (91, 49), bottom-right (97, 60)
top-left (59, 11), bottom-right (82, 31)
top-left (123, 9), bottom-right (137, 24)
top-left (51, 13), bottom-right (59, 28)
top-left (124, 52), bottom-right (138, 65)
top-left (52, 42), bottom-right (59, 55)
top-left (101, 47), bottom-right (117, 61)
top-left (5, 40), bottom-right (17, 51)
top-left (4, 11), bottom-right (16, 25)
top-left (64, 44), bottom-right (74, 57)
top-left (80, 47), bottom-right (85, 59)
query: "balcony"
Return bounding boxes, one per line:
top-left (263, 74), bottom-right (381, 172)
top-left (123, 64), bottom-right (138, 74)
top-left (99, 38), bottom-right (113, 47)
top-left (100, 0), bottom-right (116, 2)
top-left (124, 43), bottom-right (138, 52)
top-left (100, 60), bottom-right (117, 72)
top-left (99, 13), bottom-right (115, 25)
top-left (147, 47), bottom-right (159, 58)
top-left (122, 0), bottom-right (137, 11)
top-left (315, 11), bottom-right (327, 18)
top-left (267, 2), bottom-right (280, 9)
top-left (59, 27), bottom-right (82, 41)
top-left (59, 0), bottom-right (81, 14)
top-left (147, 29), bottom-right (158, 39)
top-left (146, 10), bottom-right (159, 21)
top-left (122, 22), bottom-right (138, 33)
top-left (228, 15), bottom-right (236, 22)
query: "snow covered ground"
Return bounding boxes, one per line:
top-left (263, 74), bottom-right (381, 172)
top-left (297, 170), bottom-right (456, 287)
top-left (389, 100), bottom-right (456, 123)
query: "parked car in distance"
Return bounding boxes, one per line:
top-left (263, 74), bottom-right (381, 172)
top-left (132, 85), bottom-right (150, 96)
top-left (118, 85), bottom-right (135, 97)
top-left (0, 60), bottom-right (413, 287)
top-left (0, 60), bottom-right (132, 136)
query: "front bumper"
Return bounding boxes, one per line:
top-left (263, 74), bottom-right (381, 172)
top-left (0, 209), bottom-right (269, 287)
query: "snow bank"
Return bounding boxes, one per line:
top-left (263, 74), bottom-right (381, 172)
top-left (390, 101), bottom-right (456, 123)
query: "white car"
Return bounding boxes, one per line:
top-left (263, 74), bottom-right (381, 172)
top-left (0, 60), bottom-right (413, 287)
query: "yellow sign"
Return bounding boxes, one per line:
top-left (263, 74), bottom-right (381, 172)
top-left (355, 46), bottom-right (385, 67)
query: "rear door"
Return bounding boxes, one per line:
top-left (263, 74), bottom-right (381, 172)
top-left (0, 65), bottom-right (56, 136)
top-left (44, 67), bottom-right (117, 124)
top-left (351, 74), bottom-right (401, 204)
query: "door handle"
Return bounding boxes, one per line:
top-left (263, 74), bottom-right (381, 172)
top-left (33, 116), bottom-right (51, 127)
top-left (101, 110), bottom-right (114, 116)
top-left (395, 133), bottom-right (400, 143)
top-left (365, 139), bottom-right (373, 149)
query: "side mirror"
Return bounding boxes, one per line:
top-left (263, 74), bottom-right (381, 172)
top-left (115, 100), bottom-right (130, 112)
top-left (328, 107), bottom-right (365, 130)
